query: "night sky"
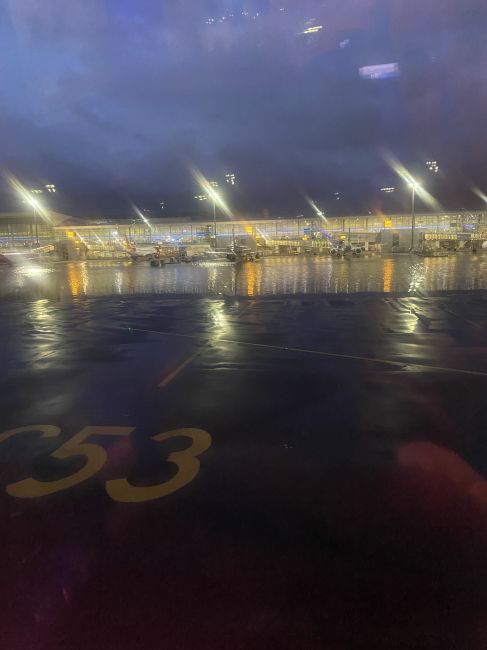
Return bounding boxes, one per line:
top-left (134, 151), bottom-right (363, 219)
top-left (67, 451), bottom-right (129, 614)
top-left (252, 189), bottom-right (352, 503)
top-left (1, 0), bottom-right (486, 218)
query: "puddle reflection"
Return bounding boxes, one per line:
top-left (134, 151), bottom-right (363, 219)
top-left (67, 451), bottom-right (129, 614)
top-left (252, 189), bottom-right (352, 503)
top-left (0, 255), bottom-right (486, 301)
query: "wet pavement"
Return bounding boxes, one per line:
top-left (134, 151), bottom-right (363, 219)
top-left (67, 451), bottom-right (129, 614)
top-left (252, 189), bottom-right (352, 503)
top-left (1, 284), bottom-right (487, 647)
top-left (1, 253), bottom-right (487, 300)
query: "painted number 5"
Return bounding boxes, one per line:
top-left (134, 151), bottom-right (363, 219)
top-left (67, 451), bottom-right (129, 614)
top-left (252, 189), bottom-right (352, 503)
top-left (5, 426), bottom-right (134, 498)
top-left (105, 428), bottom-right (212, 503)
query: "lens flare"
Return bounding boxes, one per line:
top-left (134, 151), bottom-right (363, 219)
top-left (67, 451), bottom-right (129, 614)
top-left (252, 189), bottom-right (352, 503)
top-left (305, 196), bottom-right (327, 221)
top-left (191, 168), bottom-right (233, 217)
top-left (472, 185), bottom-right (487, 204)
top-left (383, 152), bottom-right (443, 211)
top-left (5, 172), bottom-right (52, 224)
top-left (132, 203), bottom-right (153, 230)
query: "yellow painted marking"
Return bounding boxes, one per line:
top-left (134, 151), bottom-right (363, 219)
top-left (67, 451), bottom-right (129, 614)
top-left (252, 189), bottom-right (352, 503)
top-left (105, 428), bottom-right (212, 503)
top-left (132, 327), bottom-right (487, 378)
top-left (159, 347), bottom-right (206, 387)
top-left (6, 426), bottom-right (134, 499)
top-left (0, 424), bottom-right (61, 445)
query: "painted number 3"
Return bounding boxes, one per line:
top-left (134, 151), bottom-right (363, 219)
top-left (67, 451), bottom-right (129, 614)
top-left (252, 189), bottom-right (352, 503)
top-left (0, 425), bottom-right (212, 503)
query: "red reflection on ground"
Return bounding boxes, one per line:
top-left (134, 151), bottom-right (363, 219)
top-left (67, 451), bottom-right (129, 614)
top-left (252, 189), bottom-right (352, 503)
top-left (2, 439), bottom-right (487, 649)
top-left (398, 441), bottom-right (487, 506)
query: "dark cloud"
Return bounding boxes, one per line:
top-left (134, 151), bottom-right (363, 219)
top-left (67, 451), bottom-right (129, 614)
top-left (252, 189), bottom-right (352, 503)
top-left (1, 0), bottom-right (486, 217)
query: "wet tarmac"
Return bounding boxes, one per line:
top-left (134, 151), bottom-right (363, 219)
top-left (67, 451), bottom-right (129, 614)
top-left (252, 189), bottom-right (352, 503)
top-left (1, 279), bottom-right (487, 647)
top-left (1, 252), bottom-right (487, 300)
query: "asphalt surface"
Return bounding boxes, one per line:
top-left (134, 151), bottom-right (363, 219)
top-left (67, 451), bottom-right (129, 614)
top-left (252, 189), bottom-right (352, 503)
top-left (1, 292), bottom-right (487, 649)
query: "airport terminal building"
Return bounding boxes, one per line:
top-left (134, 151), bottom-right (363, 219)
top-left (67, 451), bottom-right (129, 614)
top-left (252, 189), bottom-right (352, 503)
top-left (1, 210), bottom-right (486, 255)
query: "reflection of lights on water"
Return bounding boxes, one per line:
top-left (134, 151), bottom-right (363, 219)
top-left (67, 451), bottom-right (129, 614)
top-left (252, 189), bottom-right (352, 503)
top-left (4, 255), bottom-right (487, 300)
top-left (30, 298), bottom-right (54, 328)
top-left (11, 264), bottom-right (54, 293)
top-left (17, 265), bottom-right (53, 278)
top-left (207, 266), bottom-right (219, 294)
top-left (383, 258), bottom-right (394, 292)
top-left (67, 262), bottom-right (89, 297)
top-left (208, 302), bottom-right (230, 337)
top-left (114, 270), bottom-right (124, 295)
top-left (245, 262), bottom-right (258, 296)
top-left (408, 263), bottom-right (426, 292)
top-left (211, 308), bottom-right (226, 327)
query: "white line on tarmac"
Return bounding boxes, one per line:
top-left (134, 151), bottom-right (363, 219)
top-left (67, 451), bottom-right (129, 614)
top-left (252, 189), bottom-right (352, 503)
top-left (129, 327), bottom-right (487, 378)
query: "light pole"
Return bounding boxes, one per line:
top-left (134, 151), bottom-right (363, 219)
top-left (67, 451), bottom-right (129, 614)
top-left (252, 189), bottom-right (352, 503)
top-left (34, 203), bottom-right (39, 245)
top-left (408, 180), bottom-right (421, 251)
top-left (195, 182), bottom-right (220, 249)
top-left (195, 193), bottom-right (213, 247)
top-left (208, 181), bottom-right (219, 249)
top-left (212, 195), bottom-right (217, 248)
top-left (30, 189), bottom-right (43, 246)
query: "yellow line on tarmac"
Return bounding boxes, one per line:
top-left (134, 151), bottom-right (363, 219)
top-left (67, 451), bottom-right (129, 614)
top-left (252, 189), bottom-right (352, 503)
top-left (159, 348), bottom-right (205, 388)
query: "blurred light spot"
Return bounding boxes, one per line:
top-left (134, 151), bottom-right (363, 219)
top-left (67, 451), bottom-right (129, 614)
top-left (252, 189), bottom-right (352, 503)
top-left (359, 63), bottom-right (400, 80)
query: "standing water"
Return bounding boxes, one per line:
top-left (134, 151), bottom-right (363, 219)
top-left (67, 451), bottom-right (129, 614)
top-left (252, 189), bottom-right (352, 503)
top-left (0, 255), bottom-right (486, 301)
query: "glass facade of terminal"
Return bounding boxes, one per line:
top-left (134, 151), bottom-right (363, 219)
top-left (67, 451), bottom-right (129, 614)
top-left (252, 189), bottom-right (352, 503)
top-left (53, 213), bottom-right (487, 246)
top-left (1, 212), bottom-right (486, 248)
top-left (0, 215), bottom-right (54, 247)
